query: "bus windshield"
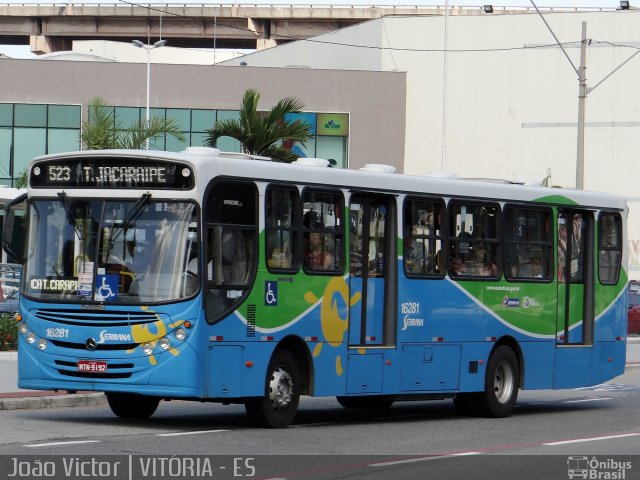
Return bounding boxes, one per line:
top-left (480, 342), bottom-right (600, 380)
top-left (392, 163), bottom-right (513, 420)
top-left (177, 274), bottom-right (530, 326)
top-left (24, 198), bottom-right (198, 304)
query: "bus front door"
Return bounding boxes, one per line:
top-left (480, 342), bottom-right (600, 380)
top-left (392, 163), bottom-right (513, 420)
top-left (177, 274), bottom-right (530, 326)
top-left (555, 210), bottom-right (595, 387)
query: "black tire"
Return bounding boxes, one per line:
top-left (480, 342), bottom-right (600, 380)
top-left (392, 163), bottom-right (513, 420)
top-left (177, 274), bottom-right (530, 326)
top-left (106, 393), bottom-right (160, 419)
top-left (476, 345), bottom-right (520, 418)
top-left (336, 395), bottom-right (394, 410)
top-left (245, 350), bottom-right (300, 428)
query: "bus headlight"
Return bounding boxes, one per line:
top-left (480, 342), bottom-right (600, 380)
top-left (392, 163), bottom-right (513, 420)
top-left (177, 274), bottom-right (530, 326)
top-left (26, 332), bottom-right (36, 344)
top-left (175, 328), bottom-right (187, 341)
top-left (18, 322), bottom-right (28, 335)
top-left (37, 338), bottom-right (47, 351)
top-left (142, 343), bottom-right (153, 355)
top-left (159, 337), bottom-right (171, 350)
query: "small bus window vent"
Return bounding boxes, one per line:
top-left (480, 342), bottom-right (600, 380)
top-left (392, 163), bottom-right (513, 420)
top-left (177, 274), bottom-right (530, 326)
top-left (246, 304), bottom-right (256, 337)
top-left (359, 163), bottom-right (396, 174)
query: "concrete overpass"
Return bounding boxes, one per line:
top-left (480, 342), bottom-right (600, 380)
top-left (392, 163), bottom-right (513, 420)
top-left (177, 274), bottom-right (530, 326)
top-left (0, 3), bottom-right (615, 55)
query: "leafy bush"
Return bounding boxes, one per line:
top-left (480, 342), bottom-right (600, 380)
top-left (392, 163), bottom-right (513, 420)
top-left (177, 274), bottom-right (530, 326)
top-left (0, 314), bottom-right (18, 351)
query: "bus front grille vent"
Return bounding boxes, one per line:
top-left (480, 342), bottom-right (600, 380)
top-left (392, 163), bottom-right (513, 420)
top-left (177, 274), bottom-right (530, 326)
top-left (34, 309), bottom-right (164, 327)
top-left (246, 304), bottom-right (256, 337)
top-left (51, 340), bottom-right (138, 351)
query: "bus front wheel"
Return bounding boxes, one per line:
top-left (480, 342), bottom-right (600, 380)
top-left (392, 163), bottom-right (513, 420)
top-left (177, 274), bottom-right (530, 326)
top-left (245, 350), bottom-right (301, 428)
top-left (106, 392), bottom-right (159, 419)
top-left (477, 345), bottom-right (520, 418)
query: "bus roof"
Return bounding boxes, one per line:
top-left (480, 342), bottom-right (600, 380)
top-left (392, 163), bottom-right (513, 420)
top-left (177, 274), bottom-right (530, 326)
top-left (28, 149), bottom-right (627, 211)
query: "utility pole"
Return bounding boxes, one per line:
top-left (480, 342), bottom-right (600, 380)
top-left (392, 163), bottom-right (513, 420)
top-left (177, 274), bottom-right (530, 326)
top-left (576, 22), bottom-right (587, 190)
top-left (530, 1), bottom-right (640, 190)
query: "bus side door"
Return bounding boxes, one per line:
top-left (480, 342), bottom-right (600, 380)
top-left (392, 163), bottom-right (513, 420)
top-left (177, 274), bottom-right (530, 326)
top-left (555, 210), bottom-right (595, 387)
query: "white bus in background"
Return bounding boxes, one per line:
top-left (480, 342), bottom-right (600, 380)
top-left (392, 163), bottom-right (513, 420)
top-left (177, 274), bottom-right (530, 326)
top-left (0, 186), bottom-right (26, 313)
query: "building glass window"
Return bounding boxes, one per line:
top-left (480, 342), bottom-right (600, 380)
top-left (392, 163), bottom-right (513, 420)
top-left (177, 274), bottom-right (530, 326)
top-left (14, 128), bottom-right (46, 174)
top-left (0, 128), bottom-right (11, 178)
top-left (192, 109), bottom-right (216, 132)
top-left (15, 104), bottom-right (47, 127)
top-left (114, 107), bottom-right (140, 125)
top-left (316, 136), bottom-right (348, 169)
top-left (167, 108), bottom-right (190, 131)
top-left (0, 104), bottom-right (13, 127)
top-left (48, 129), bottom-right (81, 154)
top-left (49, 105), bottom-right (81, 129)
top-left (0, 103), bottom-right (81, 186)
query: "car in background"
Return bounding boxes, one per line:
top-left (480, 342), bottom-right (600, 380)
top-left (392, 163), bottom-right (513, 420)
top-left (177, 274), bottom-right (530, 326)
top-left (629, 281), bottom-right (640, 335)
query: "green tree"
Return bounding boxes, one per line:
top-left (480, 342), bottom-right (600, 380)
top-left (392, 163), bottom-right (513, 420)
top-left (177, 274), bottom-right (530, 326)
top-left (80, 97), bottom-right (184, 150)
top-left (204, 89), bottom-right (312, 163)
top-left (15, 169), bottom-right (28, 188)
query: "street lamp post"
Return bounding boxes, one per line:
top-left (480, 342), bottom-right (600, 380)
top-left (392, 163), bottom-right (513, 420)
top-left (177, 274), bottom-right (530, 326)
top-left (131, 39), bottom-right (167, 149)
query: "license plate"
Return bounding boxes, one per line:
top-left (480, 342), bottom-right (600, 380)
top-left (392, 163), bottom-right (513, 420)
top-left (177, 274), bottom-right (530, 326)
top-left (77, 360), bottom-right (108, 373)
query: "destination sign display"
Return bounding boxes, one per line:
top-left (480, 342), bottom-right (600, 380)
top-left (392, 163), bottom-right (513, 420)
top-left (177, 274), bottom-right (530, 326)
top-left (30, 158), bottom-right (193, 189)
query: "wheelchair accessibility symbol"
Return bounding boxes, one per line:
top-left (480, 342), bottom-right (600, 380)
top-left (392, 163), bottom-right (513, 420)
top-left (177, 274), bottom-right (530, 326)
top-left (265, 281), bottom-right (277, 306)
top-left (96, 274), bottom-right (119, 301)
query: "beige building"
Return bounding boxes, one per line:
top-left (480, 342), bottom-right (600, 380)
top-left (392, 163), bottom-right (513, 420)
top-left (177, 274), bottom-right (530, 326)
top-left (1, 9), bottom-right (639, 277)
top-left (220, 10), bottom-right (640, 278)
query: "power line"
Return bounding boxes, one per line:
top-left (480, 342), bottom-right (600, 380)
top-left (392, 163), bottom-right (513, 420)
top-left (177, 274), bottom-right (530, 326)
top-left (114, 0), bottom-right (597, 55)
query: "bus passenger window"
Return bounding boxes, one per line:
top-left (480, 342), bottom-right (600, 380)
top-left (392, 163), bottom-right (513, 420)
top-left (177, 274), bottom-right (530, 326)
top-left (265, 186), bottom-right (299, 272)
top-left (302, 189), bottom-right (344, 274)
top-left (448, 202), bottom-right (500, 279)
top-left (403, 198), bottom-right (444, 276)
top-left (503, 206), bottom-right (552, 282)
top-left (598, 213), bottom-right (622, 285)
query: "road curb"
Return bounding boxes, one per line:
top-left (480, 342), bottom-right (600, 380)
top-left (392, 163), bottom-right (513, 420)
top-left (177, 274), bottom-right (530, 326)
top-left (0, 351), bottom-right (17, 362)
top-left (0, 393), bottom-right (107, 411)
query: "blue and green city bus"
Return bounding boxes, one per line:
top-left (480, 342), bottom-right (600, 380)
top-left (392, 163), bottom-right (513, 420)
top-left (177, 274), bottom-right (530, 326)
top-left (5, 147), bottom-right (628, 428)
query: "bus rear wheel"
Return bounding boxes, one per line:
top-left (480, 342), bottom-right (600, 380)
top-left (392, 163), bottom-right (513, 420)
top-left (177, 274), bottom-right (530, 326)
top-left (106, 393), bottom-right (159, 419)
top-left (476, 345), bottom-right (520, 418)
top-left (245, 350), bottom-right (300, 428)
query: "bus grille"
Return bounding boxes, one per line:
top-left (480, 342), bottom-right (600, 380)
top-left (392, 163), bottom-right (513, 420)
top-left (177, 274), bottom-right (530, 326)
top-left (33, 309), bottom-right (162, 327)
top-left (50, 340), bottom-right (138, 351)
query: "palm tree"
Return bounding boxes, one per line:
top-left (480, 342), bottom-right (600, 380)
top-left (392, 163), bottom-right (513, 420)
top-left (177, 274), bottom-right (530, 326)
top-left (81, 97), bottom-right (184, 150)
top-left (204, 89), bottom-right (312, 163)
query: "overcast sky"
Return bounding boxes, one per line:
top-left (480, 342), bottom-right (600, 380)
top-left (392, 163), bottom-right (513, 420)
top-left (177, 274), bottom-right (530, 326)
top-left (0, 0), bottom-right (624, 58)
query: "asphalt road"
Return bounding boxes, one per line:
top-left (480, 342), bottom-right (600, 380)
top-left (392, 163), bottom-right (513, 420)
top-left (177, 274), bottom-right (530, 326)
top-left (0, 368), bottom-right (639, 480)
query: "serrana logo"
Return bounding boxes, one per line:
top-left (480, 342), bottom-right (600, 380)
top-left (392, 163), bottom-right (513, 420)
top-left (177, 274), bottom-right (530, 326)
top-left (324, 119), bottom-right (341, 130)
top-left (98, 330), bottom-right (132, 343)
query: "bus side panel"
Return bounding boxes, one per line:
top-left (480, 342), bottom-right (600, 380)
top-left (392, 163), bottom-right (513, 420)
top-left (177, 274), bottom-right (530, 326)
top-left (519, 341), bottom-right (555, 390)
top-left (399, 344), bottom-right (461, 391)
top-left (553, 347), bottom-right (592, 388)
top-left (590, 341), bottom-right (615, 386)
top-left (396, 278), bottom-right (485, 344)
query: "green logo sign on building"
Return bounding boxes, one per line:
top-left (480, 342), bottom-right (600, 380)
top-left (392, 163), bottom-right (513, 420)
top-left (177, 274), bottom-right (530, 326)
top-left (317, 113), bottom-right (349, 136)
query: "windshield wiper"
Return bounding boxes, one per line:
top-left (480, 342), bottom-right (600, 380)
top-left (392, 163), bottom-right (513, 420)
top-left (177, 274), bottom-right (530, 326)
top-left (57, 192), bottom-right (84, 241)
top-left (111, 193), bottom-right (152, 242)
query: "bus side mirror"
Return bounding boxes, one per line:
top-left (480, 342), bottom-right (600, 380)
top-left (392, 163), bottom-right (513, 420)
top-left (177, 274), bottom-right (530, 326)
top-left (2, 193), bottom-right (27, 265)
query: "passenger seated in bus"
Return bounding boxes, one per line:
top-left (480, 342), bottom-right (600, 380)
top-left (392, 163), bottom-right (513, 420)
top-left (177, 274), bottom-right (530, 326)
top-left (482, 260), bottom-right (499, 277)
top-left (304, 232), bottom-right (333, 270)
top-left (124, 239), bottom-right (150, 275)
top-left (449, 256), bottom-right (464, 276)
top-left (404, 226), bottom-right (425, 273)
